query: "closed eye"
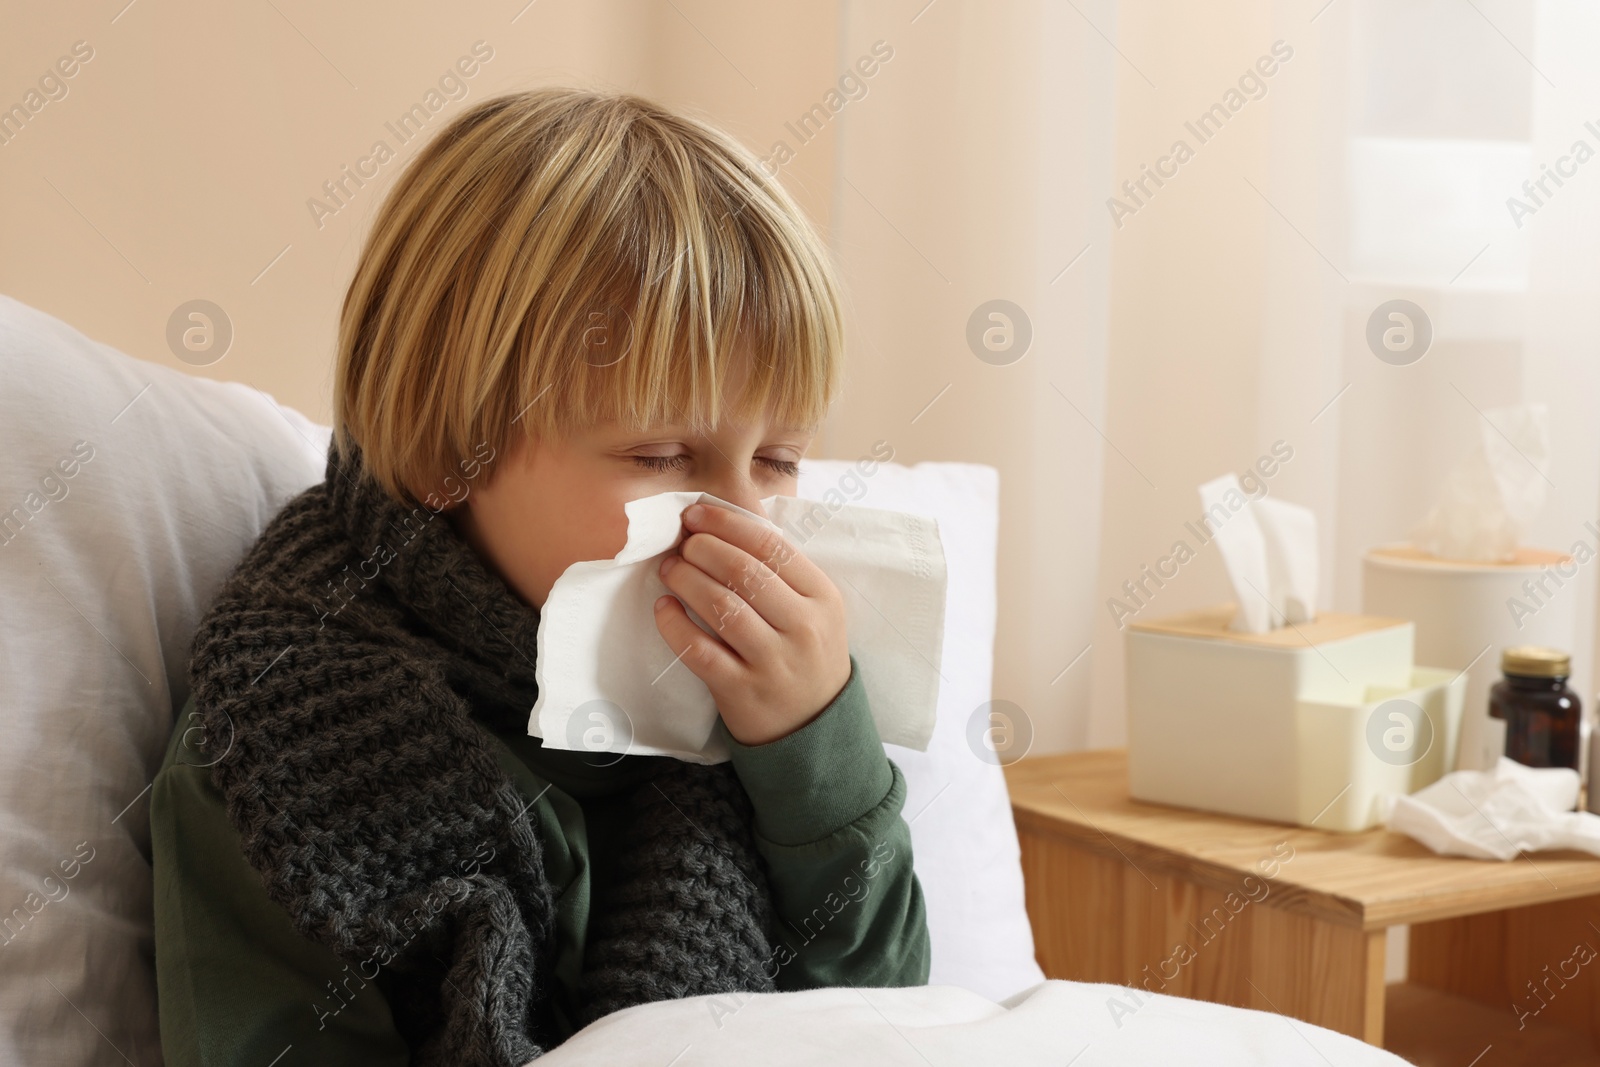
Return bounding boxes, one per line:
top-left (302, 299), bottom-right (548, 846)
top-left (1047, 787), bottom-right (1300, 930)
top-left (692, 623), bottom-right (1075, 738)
top-left (761, 457), bottom-right (800, 478)
top-left (631, 454), bottom-right (689, 472)
top-left (631, 454), bottom-right (799, 477)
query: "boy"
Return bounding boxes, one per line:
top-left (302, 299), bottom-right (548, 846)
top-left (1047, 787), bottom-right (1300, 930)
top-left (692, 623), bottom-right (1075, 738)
top-left (150, 86), bottom-right (929, 1065)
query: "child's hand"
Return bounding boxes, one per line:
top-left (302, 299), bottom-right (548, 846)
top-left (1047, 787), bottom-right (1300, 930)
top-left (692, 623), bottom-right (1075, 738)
top-left (653, 502), bottom-right (850, 746)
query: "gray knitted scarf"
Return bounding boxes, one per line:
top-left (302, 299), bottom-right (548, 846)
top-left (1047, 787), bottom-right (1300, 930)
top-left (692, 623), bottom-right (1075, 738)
top-left (186, 439), bottom-right (779, 1064)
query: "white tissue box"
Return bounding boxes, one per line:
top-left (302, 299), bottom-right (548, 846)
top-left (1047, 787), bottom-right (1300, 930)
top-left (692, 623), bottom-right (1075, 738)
top-left (1125, 603), bottom-right (1465, 832)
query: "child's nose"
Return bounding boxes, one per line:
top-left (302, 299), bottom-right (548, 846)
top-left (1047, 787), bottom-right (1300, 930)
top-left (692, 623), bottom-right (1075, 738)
top-left (700, 472), bottom-right (767, 520)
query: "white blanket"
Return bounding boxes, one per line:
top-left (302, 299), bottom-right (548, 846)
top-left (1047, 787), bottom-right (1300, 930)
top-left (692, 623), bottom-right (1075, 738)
top-left (536, 980), bottom-right (1410, 1066)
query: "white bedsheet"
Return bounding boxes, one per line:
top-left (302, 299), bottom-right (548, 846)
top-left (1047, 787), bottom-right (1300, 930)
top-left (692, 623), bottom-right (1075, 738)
top-left (537, 980), bottom-right (1412, 1066)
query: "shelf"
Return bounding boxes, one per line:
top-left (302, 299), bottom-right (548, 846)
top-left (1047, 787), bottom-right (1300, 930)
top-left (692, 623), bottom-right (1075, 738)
top-left (1386, 982), bottom-right (1600, 1066)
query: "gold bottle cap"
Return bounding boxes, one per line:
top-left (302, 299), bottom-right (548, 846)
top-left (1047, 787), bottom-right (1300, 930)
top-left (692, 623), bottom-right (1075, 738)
top-left (1501, 645), bottom-right (1571, 678)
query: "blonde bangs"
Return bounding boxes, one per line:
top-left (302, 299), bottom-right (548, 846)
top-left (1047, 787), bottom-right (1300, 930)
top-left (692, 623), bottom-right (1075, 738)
top-left (333, 87), bottom-right (844, 506)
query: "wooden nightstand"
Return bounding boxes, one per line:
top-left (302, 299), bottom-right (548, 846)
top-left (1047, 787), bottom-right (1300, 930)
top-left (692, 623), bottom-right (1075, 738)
top-left (1005, 749), bottom-right (1600, 1063)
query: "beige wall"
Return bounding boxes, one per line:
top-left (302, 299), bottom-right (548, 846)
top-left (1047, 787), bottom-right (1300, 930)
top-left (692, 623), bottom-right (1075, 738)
top-left (0, 1), bottom-right (841, 424)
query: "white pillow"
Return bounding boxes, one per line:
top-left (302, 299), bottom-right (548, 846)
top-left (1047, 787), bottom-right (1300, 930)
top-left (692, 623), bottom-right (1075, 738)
top-left (0, 295), bottom-right (329, 1066)
top-left (799, 458), bottom-right (1043, 1000)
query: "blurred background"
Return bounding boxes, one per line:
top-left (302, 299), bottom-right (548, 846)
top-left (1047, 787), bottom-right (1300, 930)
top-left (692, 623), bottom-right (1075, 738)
top-left (4, 0), bottom-right (1597, 759)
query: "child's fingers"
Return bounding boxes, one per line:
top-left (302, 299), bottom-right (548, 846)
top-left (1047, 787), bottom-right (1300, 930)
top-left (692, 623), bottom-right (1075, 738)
top-left (681, 505), bottom-right (829, 599)
top-left (676, 531), bottom-right (808, 633)
top-left (658, 553), bottom-right (778, 664)
top-left (653, 591), bottom-right (744, 682)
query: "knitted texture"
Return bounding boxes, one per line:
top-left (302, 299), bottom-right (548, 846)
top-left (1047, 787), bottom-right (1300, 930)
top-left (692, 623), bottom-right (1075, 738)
top-left (187, 440), bottom-right (778, 1064)
top-left (577, 761), bottom-right (777, 1025)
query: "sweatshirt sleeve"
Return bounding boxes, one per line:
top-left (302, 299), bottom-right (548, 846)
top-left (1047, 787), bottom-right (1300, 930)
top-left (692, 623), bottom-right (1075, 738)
top-left (721, 654), bottom-right (932, 990)
top-left (150, 694), bottom-right (412, 1067)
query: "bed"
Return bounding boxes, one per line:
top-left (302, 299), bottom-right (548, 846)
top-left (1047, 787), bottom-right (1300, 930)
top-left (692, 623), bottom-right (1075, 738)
top-left (0, 294), bottom-right (1410, 1065)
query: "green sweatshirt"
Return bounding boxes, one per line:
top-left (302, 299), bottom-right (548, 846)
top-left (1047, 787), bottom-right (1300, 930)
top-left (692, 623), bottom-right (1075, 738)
top-left (150, 653), bottom-right (930, 1065)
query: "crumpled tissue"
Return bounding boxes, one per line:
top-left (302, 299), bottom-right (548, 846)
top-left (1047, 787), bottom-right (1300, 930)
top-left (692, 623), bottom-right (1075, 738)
top-left (531, 490), bottom-right (948, 764)
top-left (1198, 472), bottom-right (1318, 633)
top-left (1385, 757), bottom-right (1600, 860)
top-left (1410, 402), bottom-right (1550, 562)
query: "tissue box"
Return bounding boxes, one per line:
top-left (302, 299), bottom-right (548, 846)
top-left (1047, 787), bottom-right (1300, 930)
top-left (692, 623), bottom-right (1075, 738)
top-left (1126, 603), bottom-right (1464, 832)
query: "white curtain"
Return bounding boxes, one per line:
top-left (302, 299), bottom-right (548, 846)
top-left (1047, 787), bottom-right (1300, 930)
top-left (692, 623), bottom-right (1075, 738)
top-left (825, 0), bottom-right (1119, 756)
top-left (822, 0), bottom-right (1600, 991)
top-left (1076, 0), bottom-right (1600, 750)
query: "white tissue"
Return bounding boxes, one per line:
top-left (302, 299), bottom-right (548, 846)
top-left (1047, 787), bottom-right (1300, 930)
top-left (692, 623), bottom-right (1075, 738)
top-left (1255, 496), bottom-right (1318, 625)
top-left (1410, 402), bottom-right (1550, 561)
top-left (1198, 473), bottom-right (1318, 633)
top-left (1386, 757), bottom-right (1600, 860)
top-left (531, 490), bottom-right (948, 764)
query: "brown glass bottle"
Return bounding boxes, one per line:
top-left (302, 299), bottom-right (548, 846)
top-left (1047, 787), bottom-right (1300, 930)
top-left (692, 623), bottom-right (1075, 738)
top-left (1488, 646), bottom-right (1581, 775)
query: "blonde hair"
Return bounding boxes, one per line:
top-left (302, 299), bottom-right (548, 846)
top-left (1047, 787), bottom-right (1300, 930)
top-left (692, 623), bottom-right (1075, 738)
top-left (332, 86), bottom-right (845, 505)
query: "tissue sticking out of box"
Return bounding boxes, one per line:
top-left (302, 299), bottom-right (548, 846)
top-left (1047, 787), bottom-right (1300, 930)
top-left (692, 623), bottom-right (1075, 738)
top-left (1198, 473), bottom-right (1318, 633)
top-left (1410, 402), bottom-right (1550, 563)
